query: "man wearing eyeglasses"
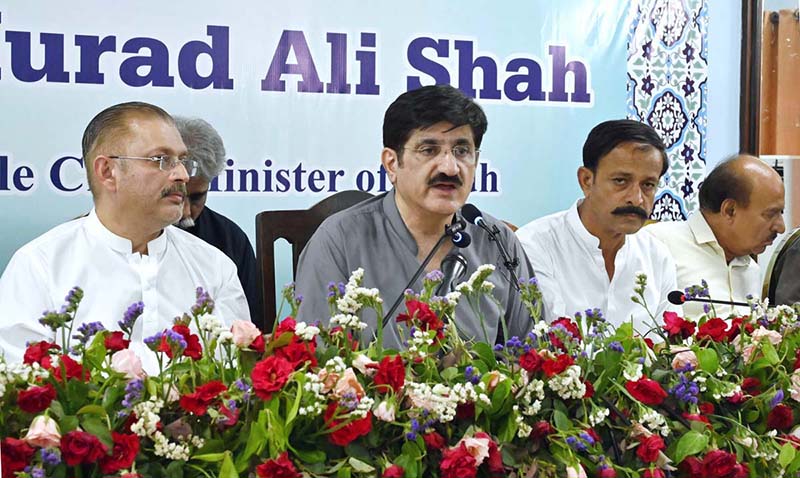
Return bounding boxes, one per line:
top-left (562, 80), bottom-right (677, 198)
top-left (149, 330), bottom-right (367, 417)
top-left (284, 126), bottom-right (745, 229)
top-left (294, 85), bottom-right (540, 347)
top-left (0, 102), bottom-right (249, 370)
top-left (173, 116), bottom-right (262, 327)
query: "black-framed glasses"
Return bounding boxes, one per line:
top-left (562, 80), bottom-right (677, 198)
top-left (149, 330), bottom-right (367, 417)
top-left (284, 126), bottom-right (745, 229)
top-left (108, 155), bottom-right (198, 176)
top-left (402, 144), bottom-right (480, 165)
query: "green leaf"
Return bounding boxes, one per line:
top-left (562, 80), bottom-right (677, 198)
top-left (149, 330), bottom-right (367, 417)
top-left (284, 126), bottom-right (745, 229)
top-left (694, 348), bottom-right (719, 373)
top-left (348, 457), bottom-right (375, 473)
top-left (337, 466), bottom-right (352, 478)
top-left (76, 404), bottom-right (107, 418)
top-left (80, 416), bottom-right (112, 449)
top-left (191, 453), bottom-right (226, 462)
top-left (286, 374), bottom-right (304, 427)
top-left (165, 460), bottom-right (184, 478)
top-left (84, 332), bottom-right (108, 369)
top-left (489, 379), bottom-right (511, 414)
top-left (440, 367), bottom-right (458, 381)
top-left (219, 451), bottom-right (239, 478)
top-left (292, 448), bottom-right (326, 464)
top-left (472, 342), bottom-right (497, 368)
top-left (674, 431), bottom-right (709, 463)
top-left (235, 413), bottom-right (269, 472)
top-left (762, 340), bottom-right (780, 365)
top-left (553, 409), bottom-right (571, 431)
top-left (780, 442), bottom-right (797, 468)
top-left (60, 415), bottom-right (79, 433)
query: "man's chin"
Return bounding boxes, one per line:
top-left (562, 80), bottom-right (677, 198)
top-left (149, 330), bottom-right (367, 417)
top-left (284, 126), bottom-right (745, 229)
top-left (176, 217), bottom-right (195, 229)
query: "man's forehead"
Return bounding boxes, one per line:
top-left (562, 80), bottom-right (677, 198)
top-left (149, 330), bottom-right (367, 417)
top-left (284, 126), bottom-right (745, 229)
top-left (408, 122), bottom-right (474, 143)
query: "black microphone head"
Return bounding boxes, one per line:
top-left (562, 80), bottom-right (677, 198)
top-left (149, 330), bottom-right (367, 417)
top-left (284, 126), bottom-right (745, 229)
top-left (667, 290), bottom-right (686, 305)
top-left (451, 231), bottom-right (471, 248)
top-left (461, 203), bottom-right (482, 225)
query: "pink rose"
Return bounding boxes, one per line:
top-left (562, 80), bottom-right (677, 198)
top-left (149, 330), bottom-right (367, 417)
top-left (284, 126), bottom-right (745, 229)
top-left (566, 463), bottom-right (587, 478)
top-left (374, 401), bottom-right (396, 422)
top-left (671, 350), bottom-right (698, 371)
top-left (111, 349), bottom-right (145, 380)
top-left (333, 368), bottom-right (365, 399)
top-left (24, 415), bottom-right (60, 448)
top-left (231, 320), bottom-right (262, 348)
top-left (458, 436), bottom-right (490, 466)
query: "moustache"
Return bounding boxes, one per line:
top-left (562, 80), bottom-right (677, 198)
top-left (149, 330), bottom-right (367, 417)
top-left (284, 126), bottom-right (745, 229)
top-left (428, 174), bottom-right (463, 187)
top-left (611, 206), bottom-right (649, 220)
top-left (161, 184), bottom-right (187, 198)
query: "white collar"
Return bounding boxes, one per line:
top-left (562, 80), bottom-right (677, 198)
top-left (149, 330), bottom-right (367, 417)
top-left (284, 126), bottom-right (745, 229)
top-left (86, 209), bottom-right (168, 257)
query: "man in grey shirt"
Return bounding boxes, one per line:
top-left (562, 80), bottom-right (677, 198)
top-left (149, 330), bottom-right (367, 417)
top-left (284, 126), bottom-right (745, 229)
top-left (295, 85), bottom-right (541, 348)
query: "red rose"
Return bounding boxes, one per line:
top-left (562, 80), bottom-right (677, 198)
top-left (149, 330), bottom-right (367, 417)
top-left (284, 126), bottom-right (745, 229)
top-left (698, 402), bottom-right (715, 415)
top-left (179, 380), bottom-right (228, 415)
top-left (423, 432), bottom-right (447, 450)
top-left (17, 383), bottom-right (56, 413)
top-left (1, 438), bottom-right (35, 478)
top-left (696, 318), bottom-right (728, 342)
top-left (597, 465), bottom-right (617, 477)
top-left (23, 341), bottom-right (59, 367)
top-left (440, 442), bottom-right (478, 478)
top-left (274, 337), bottom-right (318, 369)
top-left (625, 377), bottom-right (667, 406)
top-left (741, 377), bottom-right (761, 396)
top-left (542, 354), bottom-right (574, 377)
top-left (679, 456), bottom-right (703, 476)
top-left (105, 331), bottom-right (130, 351)
top-left (662, 311), bottom-right (695, 339)
top-left (50, 354), bottom-right (89, 382)
top-left (252, 356), bottom-right (294, 401)
top-left (727, 392), bottom-right (748, 404)
top-left (642, 469), bottom-right (664, 478)
top-left (455, 402), bottom-right (475, 420)
top-left (549, 317), bottom-right (582, 349)
top-left (383, 464), bottom-right (405, 478)
top-left (61, 430), bottom-right (108, 466)
top-left (100, 432), bottom-right (140, 474)
top-left (519, 349), bottom-right (543, 373)
top-left (767, 403), bottom-right (794, 431)
top-left (374, 355), bottom-right (405, 394)
top-left (323, 402), bottom-right (372, 446)
top-left (251, 334), bottom-right (265, 353)
top-left (643, 338), bottom-right (655, 350)
top-left (397, 300), bottom-right (444, 339)
top-left (275, 317), bottom-right (297, 336)
top-left (530, 421), bottom-right (555, 441)
top-left (636, 435), bottom-right (665, 463)
top-left (682, 413), bottom-right (711, 428)
top-left (218, 403), bottom-right (240, 428)
top-left (702, 449), bottom-right (748, 478)
top-left (256, 452), bottom-right (301, 478)
top-left (172, 325), bottom-right (203, 360)
top-left (474, 432), bottom-right (504, 474)
top-left (583, 380), bottom-right (595, 398)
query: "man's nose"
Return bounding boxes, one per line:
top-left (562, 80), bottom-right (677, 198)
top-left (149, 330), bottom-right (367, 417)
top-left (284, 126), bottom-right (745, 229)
top-left (435, 149), bottom-right (460, 176)
top-left (171, 162), bottom-right (190, 182)
top-left (775, 215), bottom-right (786, 235)
top-left (626, 185), bottom-right (644, 205)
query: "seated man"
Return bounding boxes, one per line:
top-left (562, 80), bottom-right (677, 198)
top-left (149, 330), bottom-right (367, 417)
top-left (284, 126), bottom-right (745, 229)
top-left (174, 116), bottom-right (262, 327)
top-left (644, 155), bottom-right (785, 316)
top-left (295, 85), bottom-right (540, 347)
top-left (516, 120), bottom-right (676, 334)
top-left (0, 102), bottom-right (249, 369)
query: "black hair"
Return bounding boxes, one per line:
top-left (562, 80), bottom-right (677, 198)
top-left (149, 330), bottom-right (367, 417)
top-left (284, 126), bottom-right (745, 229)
top-left (582, 119), bottom-right (668, 176)
top-left (383, 85), bottom-right (488, 155)
top-left (698, 156), bottom-right (751, 212)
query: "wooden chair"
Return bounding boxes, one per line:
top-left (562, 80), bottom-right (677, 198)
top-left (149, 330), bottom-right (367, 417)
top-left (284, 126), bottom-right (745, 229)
top-left (762, 226), bottom-right (800, 304)
top-left (255, 190), bottom-right (373, 331)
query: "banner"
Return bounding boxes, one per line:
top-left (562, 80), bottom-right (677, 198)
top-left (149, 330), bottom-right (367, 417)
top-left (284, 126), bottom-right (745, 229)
top-left (0, 1), bottom-right (708, 278)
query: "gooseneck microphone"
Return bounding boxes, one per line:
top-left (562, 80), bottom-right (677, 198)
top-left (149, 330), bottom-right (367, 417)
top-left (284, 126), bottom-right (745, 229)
top-left (667, 290), bottom-right (751, 308)
top-left (461, 203), bottom-right (521, 291)
top-left (381, 216), bottom-right (472, 329)
top-left (435, 252), bottom-right (468, 296)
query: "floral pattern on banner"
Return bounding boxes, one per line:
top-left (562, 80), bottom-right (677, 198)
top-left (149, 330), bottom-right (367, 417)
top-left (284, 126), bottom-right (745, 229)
top-left (627, 0), bottom-right (709, 221)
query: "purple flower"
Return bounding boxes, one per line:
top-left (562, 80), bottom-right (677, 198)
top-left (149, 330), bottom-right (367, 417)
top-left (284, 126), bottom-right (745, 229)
top-left (119, 301), bottom-right (144, 333)
top-left (771, 390), bottom-right (785, 408)
top-left (144, 331), bottom-right (165, 351)
top-left (122, 378), bottom-right (144, 408)
top-left (73, 321), bottom-right (106, 345)
top-left (191, 286), bottom-right (215, 315)
top-left (41, 448), bottom-right (61, 466)
top-left (609, 341), bottom-right (624, 353)
top-left (425, 270), bottom-right (444, 282)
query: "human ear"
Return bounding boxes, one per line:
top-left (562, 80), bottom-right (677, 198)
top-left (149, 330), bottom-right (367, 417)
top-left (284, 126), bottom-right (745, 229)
top-left (94, 155), bottom-right (118, 193)
top-left (577, 166), bottom-right (594, 195)
top-left (381, 148), bottom-right (400, 185)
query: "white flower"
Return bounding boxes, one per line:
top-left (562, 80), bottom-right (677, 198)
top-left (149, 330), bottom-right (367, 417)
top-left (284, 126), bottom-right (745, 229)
top-left (374, 401), bottom-right (396, 422)
top-left (622, 362), bottom-right (644, 381)
top-left (547, 365), bottom-right (586, 400)
top-left (295, 321), bottom-right (320, 341)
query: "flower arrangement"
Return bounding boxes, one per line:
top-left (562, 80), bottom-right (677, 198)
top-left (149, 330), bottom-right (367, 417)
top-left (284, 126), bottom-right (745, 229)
top-left (2, 268), bottom-right (800, 478)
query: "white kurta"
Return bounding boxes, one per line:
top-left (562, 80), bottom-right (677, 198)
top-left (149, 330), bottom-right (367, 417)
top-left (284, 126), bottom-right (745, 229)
top-left (0, 210), bottom-right (250, 372)
top-left (642, 212), bottom-right (761, 318)
top-left (516, 201), bottom-right (677, 335)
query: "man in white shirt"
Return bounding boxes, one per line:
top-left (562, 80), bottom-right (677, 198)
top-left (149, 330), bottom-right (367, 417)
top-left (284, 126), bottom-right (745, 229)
top-left (516, 120), bottom-right (677, 335)
top-left (644, 155), bottom-right (785, 317)
top-left (0, 102), bottom-right (249, 370)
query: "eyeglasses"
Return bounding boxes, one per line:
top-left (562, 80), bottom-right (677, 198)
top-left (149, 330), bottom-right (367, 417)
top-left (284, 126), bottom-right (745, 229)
top-left (403, 144), bottom-right (480, 165)
top-left (108, 155), bottom-right (198, 176)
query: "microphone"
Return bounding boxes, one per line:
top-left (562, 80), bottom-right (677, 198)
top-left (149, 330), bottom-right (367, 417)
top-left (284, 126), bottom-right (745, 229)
top-left (667, 290), bottom-right (751, 308)
top-left (461, 203), bottom-right (520, 291)
top-left (381, 215), bottom-right (472, 331)
top-left (436, 253), bottom-right (468, 296)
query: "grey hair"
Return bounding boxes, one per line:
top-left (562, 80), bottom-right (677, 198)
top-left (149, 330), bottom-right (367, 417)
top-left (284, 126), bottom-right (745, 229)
top-left (173, 116), bottom-right (226, 180)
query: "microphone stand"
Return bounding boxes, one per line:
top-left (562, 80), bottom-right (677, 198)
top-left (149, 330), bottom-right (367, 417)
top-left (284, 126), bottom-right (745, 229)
top-left (477, 222), bottom-right (521, 292)
top-left (381, 220), bottom-right (465, 330)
